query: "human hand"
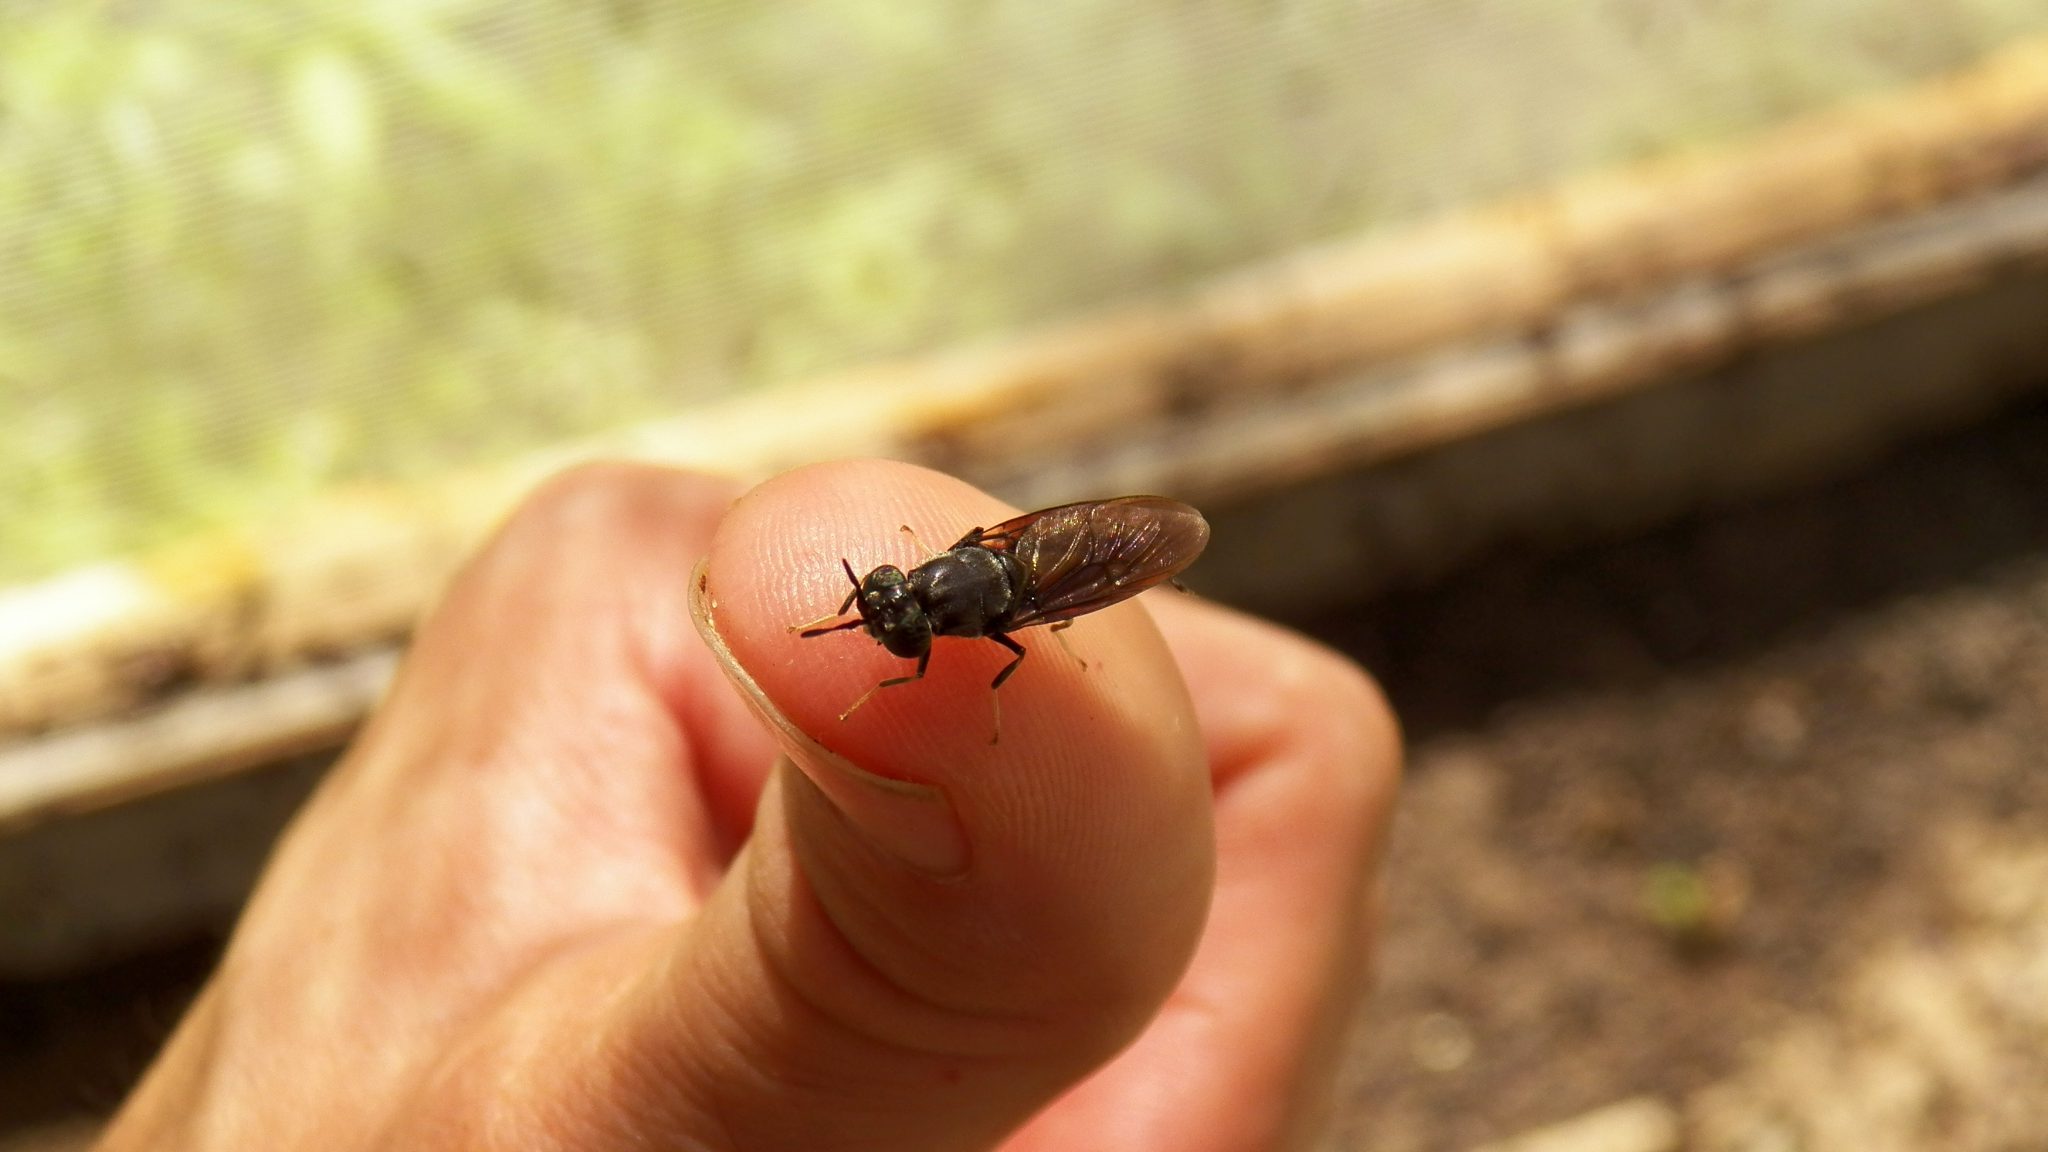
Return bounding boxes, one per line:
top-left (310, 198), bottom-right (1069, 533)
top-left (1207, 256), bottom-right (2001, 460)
top-left (96, 460), bottom-right (1400, 1152)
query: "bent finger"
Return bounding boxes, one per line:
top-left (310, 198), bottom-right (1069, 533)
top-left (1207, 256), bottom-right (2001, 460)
top-left (1019, 594), bottom-right (1401, 1151)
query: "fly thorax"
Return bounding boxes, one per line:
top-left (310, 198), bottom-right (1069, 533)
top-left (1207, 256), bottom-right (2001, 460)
top-left (912, 547), bottom-right (1018, 636)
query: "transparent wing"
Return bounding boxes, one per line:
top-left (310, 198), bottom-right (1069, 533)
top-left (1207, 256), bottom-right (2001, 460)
top-left (968, 496), bottom-right (1209, 628)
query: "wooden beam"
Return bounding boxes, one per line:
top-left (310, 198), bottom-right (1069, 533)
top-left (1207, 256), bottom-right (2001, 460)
top-left (0, 650), bottom-right (394, 834)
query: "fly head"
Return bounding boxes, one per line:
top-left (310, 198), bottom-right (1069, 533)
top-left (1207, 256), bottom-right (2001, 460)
top-left (857, 565), bottom-right (934, 658)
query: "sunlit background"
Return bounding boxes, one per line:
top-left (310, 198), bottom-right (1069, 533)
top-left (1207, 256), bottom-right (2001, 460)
top-left (7, 0), bottom-right (2048, 583)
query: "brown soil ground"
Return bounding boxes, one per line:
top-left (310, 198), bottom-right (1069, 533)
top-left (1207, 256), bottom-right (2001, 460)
top-left (4, 395), bottom-right (2047, 1151)
top-left (1311, 393), bottom-right (2048, 1150)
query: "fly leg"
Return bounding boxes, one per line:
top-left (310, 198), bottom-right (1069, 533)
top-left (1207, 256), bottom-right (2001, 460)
top-left (1048, 619), bottom-right (1087, 668)
top-left (839, 649), bottom-right (930, 721)
top-left (986, 632), bottom-right (1028, 744)
top-left (899, 524), bottom-right (940, 560)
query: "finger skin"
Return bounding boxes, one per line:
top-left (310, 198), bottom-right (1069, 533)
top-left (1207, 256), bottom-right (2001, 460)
top-left (1014, 595), bottom-right (1402, 1152)
top-left (585, 460), bottom-right (1218, 1151)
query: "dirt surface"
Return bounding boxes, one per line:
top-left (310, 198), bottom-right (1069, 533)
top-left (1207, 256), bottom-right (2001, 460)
top-left (1313, 394), bottom-right (2048, 1150)
top-left (4, 396), bottom-right (2047, 1150)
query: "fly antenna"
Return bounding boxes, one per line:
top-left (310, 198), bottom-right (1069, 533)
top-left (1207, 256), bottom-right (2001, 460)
top-left (799, 618), bottom-right (867, 638)
top-left (835, 558), bottom-right (862, 615)
top-left (789, 559), bottom-right (865, 633)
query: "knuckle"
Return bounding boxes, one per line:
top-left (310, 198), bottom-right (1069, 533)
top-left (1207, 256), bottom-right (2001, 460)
top-left (489, 461), bottom-right (732, 572)
top-left (1269, 634), bottom-right (1404, 808)
top-left (509, 461), bottom-right (662, 539)
top-left (451, 462), bottom-right (692, 610)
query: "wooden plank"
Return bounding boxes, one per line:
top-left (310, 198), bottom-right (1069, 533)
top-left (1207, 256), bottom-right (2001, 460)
top-left (0, 651), bottom-right (393, 834)
top-left (6, 189), bottom-right (2048, 849)
top-left (988, 173), bottom-right (2048, 508)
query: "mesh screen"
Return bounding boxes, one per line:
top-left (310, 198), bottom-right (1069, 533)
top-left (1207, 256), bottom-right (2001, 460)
top-left (6, 0), bottom-right (2047, 583)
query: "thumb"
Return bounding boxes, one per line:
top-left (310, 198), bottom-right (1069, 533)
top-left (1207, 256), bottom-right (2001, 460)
top-left (603, 460), bottom-right (1216, 1151)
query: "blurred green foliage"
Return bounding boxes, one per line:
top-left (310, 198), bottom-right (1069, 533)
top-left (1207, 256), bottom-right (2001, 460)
top-left (4, 0), bottom-right (2047, 583)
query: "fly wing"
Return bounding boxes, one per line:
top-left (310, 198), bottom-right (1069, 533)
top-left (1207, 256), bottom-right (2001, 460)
top-left (969, 496), bottom-right (1209, 628)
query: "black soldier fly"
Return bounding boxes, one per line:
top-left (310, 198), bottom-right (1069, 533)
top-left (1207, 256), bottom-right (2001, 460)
top-left (793, 496), bottom-right (1209, 741)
